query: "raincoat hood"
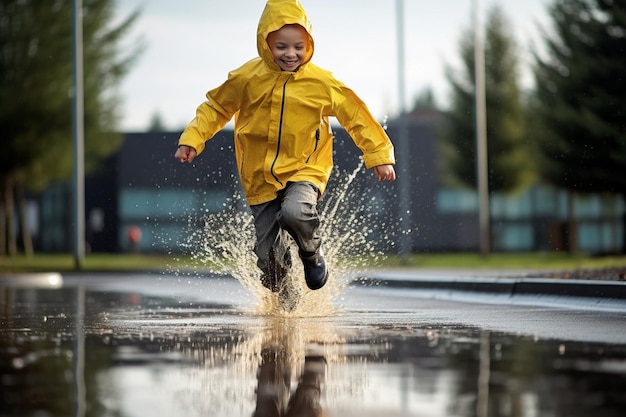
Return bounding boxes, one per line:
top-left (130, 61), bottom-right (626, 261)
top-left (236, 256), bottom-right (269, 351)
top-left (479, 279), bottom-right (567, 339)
top-left (257, 0), bottom-right (314, 71)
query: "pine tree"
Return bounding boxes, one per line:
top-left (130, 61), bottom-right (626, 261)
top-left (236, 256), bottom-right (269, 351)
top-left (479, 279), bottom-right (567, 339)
top-left (532, 0), bottom-right (626, 193)
top-left (531, 0), bottom-right (626, 251)
top-left (440, 6), bottom-right (529, 193)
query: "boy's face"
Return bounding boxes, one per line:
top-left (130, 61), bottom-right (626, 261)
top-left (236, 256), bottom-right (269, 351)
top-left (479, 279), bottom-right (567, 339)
top-left (267, 25), bottom-right (308, 71)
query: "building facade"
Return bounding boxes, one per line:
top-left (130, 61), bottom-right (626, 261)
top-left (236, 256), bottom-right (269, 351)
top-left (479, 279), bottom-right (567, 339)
top-left (34, 111), bottom-right (624, 254)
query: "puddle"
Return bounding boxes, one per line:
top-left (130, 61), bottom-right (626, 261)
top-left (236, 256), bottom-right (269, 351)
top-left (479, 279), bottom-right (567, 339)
top-left (1, 276), bottom-right (625, 417)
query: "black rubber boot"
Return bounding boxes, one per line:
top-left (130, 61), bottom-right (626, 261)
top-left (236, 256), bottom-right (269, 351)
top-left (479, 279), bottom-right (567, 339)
top-left (300, 248), bottom-right (328, 290)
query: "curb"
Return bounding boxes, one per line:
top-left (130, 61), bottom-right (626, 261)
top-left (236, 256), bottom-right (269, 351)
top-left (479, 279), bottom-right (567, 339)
top-left (354, 271), bottom-right (626, 301)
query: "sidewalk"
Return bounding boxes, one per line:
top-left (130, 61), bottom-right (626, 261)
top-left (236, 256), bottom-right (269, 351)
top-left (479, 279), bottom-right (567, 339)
top-left (3, 268), bottom-right (626, 303)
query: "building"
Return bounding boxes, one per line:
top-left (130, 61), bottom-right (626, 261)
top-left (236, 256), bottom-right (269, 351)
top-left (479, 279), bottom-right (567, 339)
top-left (35, 109), bottom-right (624, 254)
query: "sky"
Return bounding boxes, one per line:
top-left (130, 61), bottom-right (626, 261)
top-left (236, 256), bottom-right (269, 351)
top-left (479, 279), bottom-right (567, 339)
top-left (114, 0), bottom-right (552, 132)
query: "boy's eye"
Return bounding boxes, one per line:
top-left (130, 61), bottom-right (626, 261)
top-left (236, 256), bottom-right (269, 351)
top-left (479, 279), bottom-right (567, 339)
top-left (274, 44), bottom-right (304, 51)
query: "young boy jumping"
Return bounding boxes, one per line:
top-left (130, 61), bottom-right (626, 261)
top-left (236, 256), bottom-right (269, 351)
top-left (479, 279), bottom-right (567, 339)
top-left (175, 0), bottom-right (396, 293)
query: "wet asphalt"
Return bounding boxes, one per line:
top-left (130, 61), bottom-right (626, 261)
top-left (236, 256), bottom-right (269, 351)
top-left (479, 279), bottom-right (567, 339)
top-left (1, 270), bottom-right (625, 417)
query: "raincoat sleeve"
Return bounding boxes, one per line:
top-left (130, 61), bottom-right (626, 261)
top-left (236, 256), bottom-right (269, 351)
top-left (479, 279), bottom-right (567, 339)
top-left (178, 70), bottom-right (244, 155)
top-left (330, 82), bottom-right (396, 169)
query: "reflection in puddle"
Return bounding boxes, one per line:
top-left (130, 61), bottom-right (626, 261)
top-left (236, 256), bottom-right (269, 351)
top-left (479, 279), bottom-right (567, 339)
top-left (168, 318), bottom-right (339, 417)
top-left (1, 282), bottom-right (626, 417)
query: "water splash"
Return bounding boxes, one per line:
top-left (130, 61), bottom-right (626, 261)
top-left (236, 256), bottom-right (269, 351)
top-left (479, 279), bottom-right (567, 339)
top-left (183, 160), bottom-right (386, 317)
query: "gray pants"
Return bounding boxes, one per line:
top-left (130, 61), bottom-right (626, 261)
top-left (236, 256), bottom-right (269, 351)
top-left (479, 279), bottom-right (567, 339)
top-left (250, 182), bottom-right (321, 273)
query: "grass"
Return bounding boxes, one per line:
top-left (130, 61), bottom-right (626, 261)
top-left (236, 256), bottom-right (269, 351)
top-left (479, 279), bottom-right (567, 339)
top-left (378, 252), bottom-right (626, 270)
top-left (0, 253), bottom-right (194, 273)
top-left (1, 252), bottom-right (625, 273)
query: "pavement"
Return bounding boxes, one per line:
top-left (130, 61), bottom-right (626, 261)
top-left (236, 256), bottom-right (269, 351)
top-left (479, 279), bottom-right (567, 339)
top-left (2, 268), bottom-right (626, 309)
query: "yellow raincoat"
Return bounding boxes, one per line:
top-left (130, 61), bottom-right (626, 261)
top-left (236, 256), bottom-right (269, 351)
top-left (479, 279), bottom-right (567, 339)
top-left (178, 0), bottom-right (395, 206)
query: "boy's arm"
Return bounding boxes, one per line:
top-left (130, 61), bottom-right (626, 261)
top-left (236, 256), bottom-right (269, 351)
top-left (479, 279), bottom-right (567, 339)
top-left (178, 98), bottom-right (234, 156)
top-left (331, 83), bottom-right (396, 169)
top-left (178, 70), bottom-right (243, 155)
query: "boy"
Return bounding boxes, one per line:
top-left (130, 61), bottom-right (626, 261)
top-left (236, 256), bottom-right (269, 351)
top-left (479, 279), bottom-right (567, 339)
top-left (175, 0), bottom-right (396, 294)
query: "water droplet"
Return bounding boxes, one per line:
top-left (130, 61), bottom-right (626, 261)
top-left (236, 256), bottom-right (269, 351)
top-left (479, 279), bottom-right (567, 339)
top-left (12, 358), bottom-right (24, 369)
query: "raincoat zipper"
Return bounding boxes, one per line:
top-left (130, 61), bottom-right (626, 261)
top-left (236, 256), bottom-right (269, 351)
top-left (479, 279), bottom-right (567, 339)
top-left (236, 121), bottom-right (249, 175)
top-left (305, 129), bottom-right (320, 163)
top-left (270, 74), bottom-right (293, 186)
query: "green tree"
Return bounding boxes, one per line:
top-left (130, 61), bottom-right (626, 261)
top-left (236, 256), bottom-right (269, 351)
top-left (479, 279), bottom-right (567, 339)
top-left (412, 87), bottom-right (437, 109)
top-left (440, 6), bottom-right (530, 192)
top-left (0, 0), bottom-right (141, 255)
top-left (148, 111), bottom-right (166, 132)
top-left (531, 0), bottom-right (626, 252)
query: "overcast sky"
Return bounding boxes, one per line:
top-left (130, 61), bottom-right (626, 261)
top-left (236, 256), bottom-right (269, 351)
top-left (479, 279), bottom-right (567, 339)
top-left (114, 0), bottom-right (552, 131)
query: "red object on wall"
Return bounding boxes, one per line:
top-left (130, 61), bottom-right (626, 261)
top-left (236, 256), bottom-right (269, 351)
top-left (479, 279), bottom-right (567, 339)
top-left (127, 226), bottom-right (142, 245)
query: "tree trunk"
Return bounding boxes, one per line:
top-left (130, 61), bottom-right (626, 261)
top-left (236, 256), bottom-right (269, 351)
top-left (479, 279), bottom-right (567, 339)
top-left (4, 176), bottom-right (17, 256)
top-left (567, 192), bottom-right (578, 254)
top-left (622, 193), bottom-right (626, 255)
top-left (0, 180), bottom-right (5, 256)
top-left (16, 185), bottom-right (34, 256)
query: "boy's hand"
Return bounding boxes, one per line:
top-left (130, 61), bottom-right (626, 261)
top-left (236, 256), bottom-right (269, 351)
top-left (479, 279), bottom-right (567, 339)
top-left (174, 145), bottom-right (197, 163)
top-left (374, 164), bottom-right (396, 181)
